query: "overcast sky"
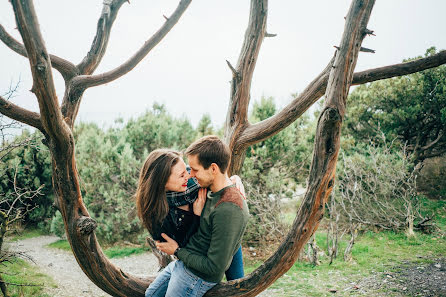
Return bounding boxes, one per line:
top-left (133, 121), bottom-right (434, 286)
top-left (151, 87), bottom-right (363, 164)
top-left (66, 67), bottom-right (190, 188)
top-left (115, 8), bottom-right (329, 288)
top-left (1, 0), bottom-right (446, 129)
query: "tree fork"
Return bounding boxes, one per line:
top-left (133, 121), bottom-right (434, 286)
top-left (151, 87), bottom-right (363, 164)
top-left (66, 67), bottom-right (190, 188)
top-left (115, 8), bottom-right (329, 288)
top-left (205, 1), bottom-right (375, 296)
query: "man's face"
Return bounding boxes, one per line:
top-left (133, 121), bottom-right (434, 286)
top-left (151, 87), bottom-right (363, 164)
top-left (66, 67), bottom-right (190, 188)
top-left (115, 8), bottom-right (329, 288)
top-left (188, 154), bottom-right (214, 188)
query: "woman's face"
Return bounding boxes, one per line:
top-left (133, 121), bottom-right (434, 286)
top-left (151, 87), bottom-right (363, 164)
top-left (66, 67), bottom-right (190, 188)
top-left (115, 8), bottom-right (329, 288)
top-left (165, 158), bottom-right (189, 192)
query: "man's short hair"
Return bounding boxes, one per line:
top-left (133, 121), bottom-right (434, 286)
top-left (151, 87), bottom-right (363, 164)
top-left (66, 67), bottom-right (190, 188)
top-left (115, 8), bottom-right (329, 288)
top-left (185, 135), bottom-right (231, 173)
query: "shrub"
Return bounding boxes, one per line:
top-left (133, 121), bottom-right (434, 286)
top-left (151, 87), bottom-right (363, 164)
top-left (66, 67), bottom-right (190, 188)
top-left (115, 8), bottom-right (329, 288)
top-left (331, 134), bottom-right (429, 233)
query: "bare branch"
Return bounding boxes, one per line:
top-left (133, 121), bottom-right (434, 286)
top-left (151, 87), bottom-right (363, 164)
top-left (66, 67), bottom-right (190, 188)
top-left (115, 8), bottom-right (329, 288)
top-left (60, 0), bottom-right (128, 127)
top-left (226, 60), bottom-right (238, 77)
top-left (0, 95), bottom-right (43, 131)
top-left (209, 1), bottom-right (375, 296)
top-left (237, 56), bottom-right (334, 148)
top-left (76, 0), bottom-right (128, 75)
top-left (70, 0), bottom-right (192, 90)
top-left (360, 46), bottom-right (375, 53)
top-left (352, 49), bottom-right (446, 85)
top-left (237, 50), bottom-right (446, 149)
top-left (0, 25), bottom-right (78, 80)
top-left (224, 0), bottom-right (268, 145)
top-left (10, 0), bottom-right (70, 145)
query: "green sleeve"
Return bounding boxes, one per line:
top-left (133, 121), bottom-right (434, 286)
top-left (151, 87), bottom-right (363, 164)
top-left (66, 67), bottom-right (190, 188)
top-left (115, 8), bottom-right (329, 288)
top-left (177, 203), bottom-right (245, 276)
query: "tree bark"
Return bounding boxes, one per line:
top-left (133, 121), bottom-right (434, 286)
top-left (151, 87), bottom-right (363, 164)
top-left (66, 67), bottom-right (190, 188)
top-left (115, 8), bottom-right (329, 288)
top-left (223, 0), bottom-right (268, 175)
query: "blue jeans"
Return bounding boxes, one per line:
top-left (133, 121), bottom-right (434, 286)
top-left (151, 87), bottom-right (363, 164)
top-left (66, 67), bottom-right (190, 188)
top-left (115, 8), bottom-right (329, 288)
top-left (145, 260), bottom-right (217, 297)
top-left (225, 245), bottom-right (244, 280)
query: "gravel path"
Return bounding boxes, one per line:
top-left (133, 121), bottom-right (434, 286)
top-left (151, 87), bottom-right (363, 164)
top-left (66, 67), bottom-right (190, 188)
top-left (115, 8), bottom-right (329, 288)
top-left (7, 235), bottom-right (159, 297)
top-left (7, 235), bottom-right (275, 297)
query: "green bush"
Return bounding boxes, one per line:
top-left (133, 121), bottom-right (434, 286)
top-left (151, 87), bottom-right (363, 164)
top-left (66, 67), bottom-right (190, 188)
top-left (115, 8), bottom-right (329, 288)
top-left (241, 96), bottom-right (314, 246)
top-left (417, 155), bottom-right (446, 199)
top-left (0, 130), bottom-right (54, 228)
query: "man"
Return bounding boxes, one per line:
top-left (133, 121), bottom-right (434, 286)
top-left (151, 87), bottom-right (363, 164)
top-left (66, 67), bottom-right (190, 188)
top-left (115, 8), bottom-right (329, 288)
top-left (146, 135), bottom-right (249, 297)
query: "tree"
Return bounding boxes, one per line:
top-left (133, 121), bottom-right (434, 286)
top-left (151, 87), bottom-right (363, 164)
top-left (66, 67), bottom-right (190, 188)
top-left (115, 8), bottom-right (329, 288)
top-left (1, 0), bottom-right (446, 296)
top-left (345, 47), bottom-right (446, 164)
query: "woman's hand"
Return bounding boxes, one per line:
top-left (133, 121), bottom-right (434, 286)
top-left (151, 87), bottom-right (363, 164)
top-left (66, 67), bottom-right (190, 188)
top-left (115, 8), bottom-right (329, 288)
top-left (156, 233), bottom-right (179, 255)
top-left (193, 188), bottom-right (207, 216)
top-left (230, 175), bottom-right (246, 199)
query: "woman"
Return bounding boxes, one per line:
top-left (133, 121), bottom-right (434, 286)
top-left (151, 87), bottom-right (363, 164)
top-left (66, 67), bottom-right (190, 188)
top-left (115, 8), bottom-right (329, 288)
top-left (135, 149), bottom-right (244, 282)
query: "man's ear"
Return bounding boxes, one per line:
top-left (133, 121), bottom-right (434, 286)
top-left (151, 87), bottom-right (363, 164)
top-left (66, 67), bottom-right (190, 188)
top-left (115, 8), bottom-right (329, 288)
top-left (210, 163), bottom-right (219, 174)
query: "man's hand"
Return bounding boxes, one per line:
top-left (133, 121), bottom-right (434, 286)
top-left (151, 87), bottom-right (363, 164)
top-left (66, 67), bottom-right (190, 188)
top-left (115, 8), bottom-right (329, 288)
top-left (155, 233), bottom-right (179, 255)
top-left (193, 188), bottom-right (207, 216)
top-left (230, 175), bottom-right (246, 199)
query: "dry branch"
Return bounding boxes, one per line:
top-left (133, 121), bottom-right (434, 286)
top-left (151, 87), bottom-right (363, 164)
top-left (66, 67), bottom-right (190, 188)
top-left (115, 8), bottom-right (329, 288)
top-left (11, 0), bottom-right (70, 146)
top-left (76, 0), bottom-right (128, 75)
top-left (61, 0), bottom-right (128, 126)
top-left (224, 0), bottom-right (268, 175)
top-left (0, 25), bottom-right (77, 80)
top-left (71, 0), bottom-right (192, 90)
top-left (0, 95), bottom-right (42, 131)
top-left (235, 49), bottom-right (446, 157)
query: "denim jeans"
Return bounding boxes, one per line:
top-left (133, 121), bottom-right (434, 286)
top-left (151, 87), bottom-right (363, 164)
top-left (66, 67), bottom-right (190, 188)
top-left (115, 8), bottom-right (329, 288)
top-left (145, 260), bottom-right (217, 297)
top-left (225, 245), bottom-right (244, 280)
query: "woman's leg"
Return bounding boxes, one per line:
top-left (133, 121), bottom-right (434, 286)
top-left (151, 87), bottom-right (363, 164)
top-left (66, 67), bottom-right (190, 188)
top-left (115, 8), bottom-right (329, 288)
top-left (225, 245), bottom-right (244, 281)
top-left (165, 261), bottom-right (216, 297)
top-left (145, 260), bottom-right (176, 297)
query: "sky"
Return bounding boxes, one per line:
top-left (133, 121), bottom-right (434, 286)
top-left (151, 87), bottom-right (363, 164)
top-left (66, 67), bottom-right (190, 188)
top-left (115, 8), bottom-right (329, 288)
top-left (1, 0), bottom-right (446, 129)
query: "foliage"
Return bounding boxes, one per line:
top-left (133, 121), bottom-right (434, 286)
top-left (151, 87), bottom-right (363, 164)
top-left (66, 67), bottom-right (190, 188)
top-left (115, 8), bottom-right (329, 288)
top-left (0, 130), bottom-right (53, 228)
top-left (417, 155), bottom-right (446, 199)
top-left (197, 113), bottom-right (214, 136)
top-left (244, 224), bottom-right (446, 297)
top-left (1, 258), bottom-right (54, 297)
top-left (331, 133), bottom-right (429, 233)
top-left (72, 122), bottom-right (142, 243)
top-left (47, 239), bottom-right (148, 258)
top-left (241, 96), bottom-right (314, 245)
top-left (345, 47), bottom-right (446, 164)
top-left (123, 103), bottom-right (196, 160)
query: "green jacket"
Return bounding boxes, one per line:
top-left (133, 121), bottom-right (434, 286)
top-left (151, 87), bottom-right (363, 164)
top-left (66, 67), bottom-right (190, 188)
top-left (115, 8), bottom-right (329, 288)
top-left (177, 184), bottom-right (249, 283)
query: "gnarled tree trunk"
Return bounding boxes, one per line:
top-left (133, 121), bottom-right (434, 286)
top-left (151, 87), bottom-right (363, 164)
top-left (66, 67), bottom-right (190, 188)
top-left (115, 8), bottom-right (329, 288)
top-left (1, 0), bottom-right (446, 296)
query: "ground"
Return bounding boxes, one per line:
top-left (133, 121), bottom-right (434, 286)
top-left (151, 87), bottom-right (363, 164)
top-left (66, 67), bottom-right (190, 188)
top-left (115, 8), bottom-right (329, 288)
top-left (6, 235), bottom-right (158, 297)
top-left (6, 235), bottom-right (446, 296)
top-left (358, 257), bottom-right (446, 297)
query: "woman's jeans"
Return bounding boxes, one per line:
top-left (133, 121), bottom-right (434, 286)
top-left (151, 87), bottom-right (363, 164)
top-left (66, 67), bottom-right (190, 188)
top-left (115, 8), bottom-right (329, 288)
top-left (145, 245), bottom-right (244, 297)
top-left (225, 245), bottom-right (244, 280)
top-left (145, 260), bottom-right (217, 297)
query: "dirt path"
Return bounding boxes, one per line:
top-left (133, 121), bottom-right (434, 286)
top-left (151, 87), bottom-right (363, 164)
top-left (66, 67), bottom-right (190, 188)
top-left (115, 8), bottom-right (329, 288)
top-left (7, 235), bottom-right (275, 297)
top-left (7, 235), bottom-right (159, 297)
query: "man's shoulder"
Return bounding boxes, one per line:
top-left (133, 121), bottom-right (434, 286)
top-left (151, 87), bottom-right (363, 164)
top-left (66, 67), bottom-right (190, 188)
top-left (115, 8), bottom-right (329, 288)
top-left (215, 186), bottom-right (245, 210)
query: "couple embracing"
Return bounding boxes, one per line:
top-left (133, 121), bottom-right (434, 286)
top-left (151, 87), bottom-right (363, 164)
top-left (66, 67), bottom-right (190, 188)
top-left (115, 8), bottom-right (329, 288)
top-left (136, 135), bottom-right (250, 297)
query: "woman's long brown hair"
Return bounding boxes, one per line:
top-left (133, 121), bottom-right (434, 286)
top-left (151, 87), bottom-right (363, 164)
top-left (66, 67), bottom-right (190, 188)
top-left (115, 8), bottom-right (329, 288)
top-left (135, 149), bottom-right (181, 236)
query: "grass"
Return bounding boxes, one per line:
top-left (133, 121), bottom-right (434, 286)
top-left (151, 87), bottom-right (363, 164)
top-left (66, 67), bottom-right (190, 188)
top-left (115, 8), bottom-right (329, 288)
top-left (1, 258), bottom-right (55, 297)
top-left (6, 227), bottom-right (45, 242)
top-left (245, 230), bottom-right (446, 296)
top-left (47, 239), bottom-right (148, 258)
top-left (244, 196), bottom-right (446, 297)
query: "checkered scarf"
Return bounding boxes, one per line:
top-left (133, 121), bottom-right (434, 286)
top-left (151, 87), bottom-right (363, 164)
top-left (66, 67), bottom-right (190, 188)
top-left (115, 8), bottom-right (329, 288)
top-left (165, 167), bottom-right (199, 207)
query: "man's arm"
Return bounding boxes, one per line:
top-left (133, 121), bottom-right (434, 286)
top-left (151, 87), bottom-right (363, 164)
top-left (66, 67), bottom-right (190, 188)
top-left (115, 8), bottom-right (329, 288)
top-left (177, 203), bottom-right (246, 276)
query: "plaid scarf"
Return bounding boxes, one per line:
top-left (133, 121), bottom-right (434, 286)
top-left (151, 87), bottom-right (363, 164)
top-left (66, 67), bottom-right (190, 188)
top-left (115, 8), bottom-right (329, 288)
top-left (165, 167), bottom-right (199, 207)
